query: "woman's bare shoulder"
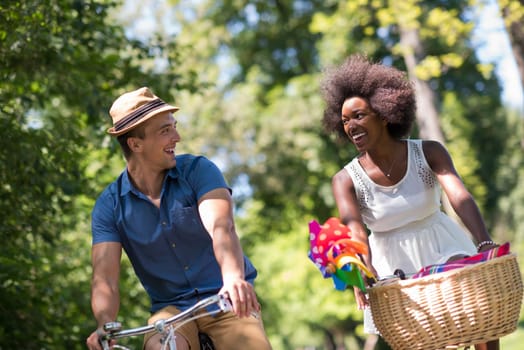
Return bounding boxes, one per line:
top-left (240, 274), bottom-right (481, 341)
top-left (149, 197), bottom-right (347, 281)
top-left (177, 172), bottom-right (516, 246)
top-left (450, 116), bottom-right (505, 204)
top-left (332, 167), bottom-right (354, 187)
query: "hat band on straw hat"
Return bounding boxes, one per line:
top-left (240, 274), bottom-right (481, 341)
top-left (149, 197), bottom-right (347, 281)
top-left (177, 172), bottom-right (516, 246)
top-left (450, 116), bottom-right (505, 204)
top-left (113, 98), bottom-right (168, 132)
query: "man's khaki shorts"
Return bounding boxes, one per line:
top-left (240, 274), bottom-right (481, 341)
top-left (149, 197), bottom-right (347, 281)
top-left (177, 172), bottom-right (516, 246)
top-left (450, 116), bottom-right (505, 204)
top-left (143, 305), bottom-right (272, 350)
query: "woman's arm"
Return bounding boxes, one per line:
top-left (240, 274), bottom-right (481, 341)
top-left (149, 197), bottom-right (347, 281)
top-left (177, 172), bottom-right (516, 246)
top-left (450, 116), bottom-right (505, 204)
top-left (422, 140), bottom-right (495, 250)
top-left (332, 168), bottom-right (378, 283)
top-left (332, 169), bottom-right (373, 266)
top-left (332, 169), bottom-right (376, 308)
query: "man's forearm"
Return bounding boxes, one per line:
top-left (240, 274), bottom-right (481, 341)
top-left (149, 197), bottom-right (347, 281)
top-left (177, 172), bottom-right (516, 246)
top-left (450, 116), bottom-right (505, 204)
top-left (213, 227), bottom-right (245, 281)
top-left (91, 283), bottom-right (120, 328)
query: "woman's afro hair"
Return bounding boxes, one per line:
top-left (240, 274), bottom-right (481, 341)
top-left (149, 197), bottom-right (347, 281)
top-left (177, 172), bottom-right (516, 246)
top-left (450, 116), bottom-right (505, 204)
top-left (321, 54), bottom-right (416, 141)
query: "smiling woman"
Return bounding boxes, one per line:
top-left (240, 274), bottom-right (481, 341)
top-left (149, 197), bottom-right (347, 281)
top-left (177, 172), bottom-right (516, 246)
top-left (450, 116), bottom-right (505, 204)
top-left (320, 54), bottom-right (500, 350)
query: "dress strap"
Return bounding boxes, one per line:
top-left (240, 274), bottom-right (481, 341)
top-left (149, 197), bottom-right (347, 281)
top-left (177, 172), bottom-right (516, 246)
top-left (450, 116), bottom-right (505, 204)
top-left (345, 159), bottom-right (371, 210)
top-left (410, 140), bottom-right (437, 188)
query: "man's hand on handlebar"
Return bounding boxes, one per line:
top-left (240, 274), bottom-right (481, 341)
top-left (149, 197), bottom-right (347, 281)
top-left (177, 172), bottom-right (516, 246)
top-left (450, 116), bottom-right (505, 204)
top-left (220, 277), bottom-right (260, 318)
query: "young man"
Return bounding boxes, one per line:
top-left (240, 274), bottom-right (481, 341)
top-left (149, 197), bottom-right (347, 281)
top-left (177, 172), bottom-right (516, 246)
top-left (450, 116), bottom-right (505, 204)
top-left (86, 87), bottom-right (272, 350)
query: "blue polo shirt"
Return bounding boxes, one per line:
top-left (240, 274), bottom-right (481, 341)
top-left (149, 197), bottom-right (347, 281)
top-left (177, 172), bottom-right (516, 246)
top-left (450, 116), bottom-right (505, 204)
top-left (91, 154), bottom-right (257, 313)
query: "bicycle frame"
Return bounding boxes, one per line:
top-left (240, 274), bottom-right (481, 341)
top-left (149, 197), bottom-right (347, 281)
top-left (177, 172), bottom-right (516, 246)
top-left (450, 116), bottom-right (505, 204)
top-left (99, 294), bottom-right (232, 350)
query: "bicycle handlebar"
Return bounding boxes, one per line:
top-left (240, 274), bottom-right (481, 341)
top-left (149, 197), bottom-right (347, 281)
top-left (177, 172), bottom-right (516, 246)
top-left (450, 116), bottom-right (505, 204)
top-left (100, 294), bottom-right (232, 346)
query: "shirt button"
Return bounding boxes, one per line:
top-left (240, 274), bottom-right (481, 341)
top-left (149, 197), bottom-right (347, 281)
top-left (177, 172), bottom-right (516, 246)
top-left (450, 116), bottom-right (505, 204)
top-left (184, 266), bottom-right (189, 270)
top-left (171, 243), bottom-right (176, 248)
top-left (162, 221), bottom-right (167, 226)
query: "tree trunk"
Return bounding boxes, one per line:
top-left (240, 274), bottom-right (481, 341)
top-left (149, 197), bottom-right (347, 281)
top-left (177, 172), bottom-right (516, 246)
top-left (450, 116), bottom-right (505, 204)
top-left (500, 0), bottom-right (524, 91)
top-left (398, 27), bottom-right (445, 143)
top-left (397, 26), bottom-right (458, 219)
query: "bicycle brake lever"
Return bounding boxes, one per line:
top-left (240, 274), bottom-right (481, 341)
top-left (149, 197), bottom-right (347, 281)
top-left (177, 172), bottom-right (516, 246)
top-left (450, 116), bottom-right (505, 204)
top-left (218, 294), bottom-right (233, 312)
top-left (104, 321), bottom-right (122, 332)
top-left (99, 321), bottom-right (121, 350)
top-left (98, 327), bottom-right (115, 350)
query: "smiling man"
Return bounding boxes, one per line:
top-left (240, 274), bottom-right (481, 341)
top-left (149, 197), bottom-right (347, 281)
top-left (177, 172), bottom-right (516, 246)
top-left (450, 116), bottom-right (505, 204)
top-left (86, 87), bottom-right (271, 350)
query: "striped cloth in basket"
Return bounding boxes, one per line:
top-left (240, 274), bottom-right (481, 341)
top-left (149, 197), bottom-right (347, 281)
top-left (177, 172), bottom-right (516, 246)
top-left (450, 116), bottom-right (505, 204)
top-left (411, 242), bottom-right (510, 279)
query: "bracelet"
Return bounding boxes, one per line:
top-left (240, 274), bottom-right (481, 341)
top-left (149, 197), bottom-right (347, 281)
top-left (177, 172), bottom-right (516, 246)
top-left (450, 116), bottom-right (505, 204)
top-left (476, 240), bottom-right (495, 251)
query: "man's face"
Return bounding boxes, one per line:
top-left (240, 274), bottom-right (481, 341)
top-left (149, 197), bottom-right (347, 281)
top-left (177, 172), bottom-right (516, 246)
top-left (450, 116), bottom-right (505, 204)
top-left (130, 111), bottom-right (180, 170)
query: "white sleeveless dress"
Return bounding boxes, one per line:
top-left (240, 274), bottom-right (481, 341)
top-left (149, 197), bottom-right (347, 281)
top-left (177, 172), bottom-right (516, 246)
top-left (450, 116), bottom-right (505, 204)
top-left (344, 139), bottom-right (476, 333)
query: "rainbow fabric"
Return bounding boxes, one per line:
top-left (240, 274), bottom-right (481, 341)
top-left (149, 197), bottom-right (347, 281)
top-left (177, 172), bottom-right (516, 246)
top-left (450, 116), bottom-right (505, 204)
top-left (308, 217), bottom-right (374, 291)
top-left (411, 242), bottom-right (510, 279)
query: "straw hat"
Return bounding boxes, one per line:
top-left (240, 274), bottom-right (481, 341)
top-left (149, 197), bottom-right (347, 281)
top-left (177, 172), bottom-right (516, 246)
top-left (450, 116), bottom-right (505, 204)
top-left (107, 87), bottom-right (179, 136)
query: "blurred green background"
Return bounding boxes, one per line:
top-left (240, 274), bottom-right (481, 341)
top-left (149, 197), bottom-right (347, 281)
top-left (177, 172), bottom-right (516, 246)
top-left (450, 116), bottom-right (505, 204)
top-left (1, 0), bottom-right (523, 349)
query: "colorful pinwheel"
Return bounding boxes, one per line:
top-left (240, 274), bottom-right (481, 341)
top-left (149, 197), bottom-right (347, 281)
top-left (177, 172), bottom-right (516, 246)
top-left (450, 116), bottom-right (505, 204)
top-left (308, 217), bottom-right (375, 291)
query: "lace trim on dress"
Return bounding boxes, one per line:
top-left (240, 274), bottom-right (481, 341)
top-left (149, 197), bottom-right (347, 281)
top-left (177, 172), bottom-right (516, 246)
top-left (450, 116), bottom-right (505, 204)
top-left (348, 161), bottom-right (370, 210)
top-left (412, 141), bottom-right (437, 188)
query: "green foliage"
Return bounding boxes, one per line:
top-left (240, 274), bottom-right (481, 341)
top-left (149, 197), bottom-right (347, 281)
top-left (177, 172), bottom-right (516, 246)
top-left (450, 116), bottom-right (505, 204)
top-left (0, 102), bottom-right (91, 348)
top-left (0, 0), bottom-right (196, 348)
top-left (490, 110), bottom-right (524, 243)
top-left (1, 0), bottom-right (523, 349)
top-left (440, 92), bottom-right (488, 209)
top-left (204, 0), bottom-right (335, 88)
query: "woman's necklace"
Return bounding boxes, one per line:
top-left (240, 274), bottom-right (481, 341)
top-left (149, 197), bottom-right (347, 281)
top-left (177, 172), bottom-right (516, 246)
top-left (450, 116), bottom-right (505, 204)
top-left (385, 160), bottom-right (396, 177)
top-left (383, 148), bottom-right (402, 178)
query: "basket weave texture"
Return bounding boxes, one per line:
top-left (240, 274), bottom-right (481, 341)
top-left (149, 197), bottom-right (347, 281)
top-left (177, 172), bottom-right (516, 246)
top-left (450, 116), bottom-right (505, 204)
top-left (368, 254), bottom-right (523, 350)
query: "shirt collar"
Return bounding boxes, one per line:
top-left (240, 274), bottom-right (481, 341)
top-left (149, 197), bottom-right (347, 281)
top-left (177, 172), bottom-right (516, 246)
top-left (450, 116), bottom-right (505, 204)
top-left (120, 169), bottom-right (133, 196)
top-left (119, 167), bottom-right (179, 197)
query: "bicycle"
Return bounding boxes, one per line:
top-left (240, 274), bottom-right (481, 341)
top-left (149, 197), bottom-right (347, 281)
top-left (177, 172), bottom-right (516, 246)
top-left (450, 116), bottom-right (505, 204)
top-left (99, 294), bottom-right (233, 350)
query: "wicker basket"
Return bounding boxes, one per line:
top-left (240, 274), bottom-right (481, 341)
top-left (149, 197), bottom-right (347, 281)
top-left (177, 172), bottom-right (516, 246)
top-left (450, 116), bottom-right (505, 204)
top-left (367, 254), bottom-right (523, 350)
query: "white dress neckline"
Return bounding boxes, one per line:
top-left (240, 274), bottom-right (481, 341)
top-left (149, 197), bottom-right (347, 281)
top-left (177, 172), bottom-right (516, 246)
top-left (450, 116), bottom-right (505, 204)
top-left (354, 140), bottom-right (410, 190)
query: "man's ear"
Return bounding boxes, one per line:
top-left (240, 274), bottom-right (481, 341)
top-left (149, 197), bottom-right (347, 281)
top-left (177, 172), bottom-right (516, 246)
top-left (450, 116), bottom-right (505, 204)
top-left (127, 137), bottom-right (142, 152)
